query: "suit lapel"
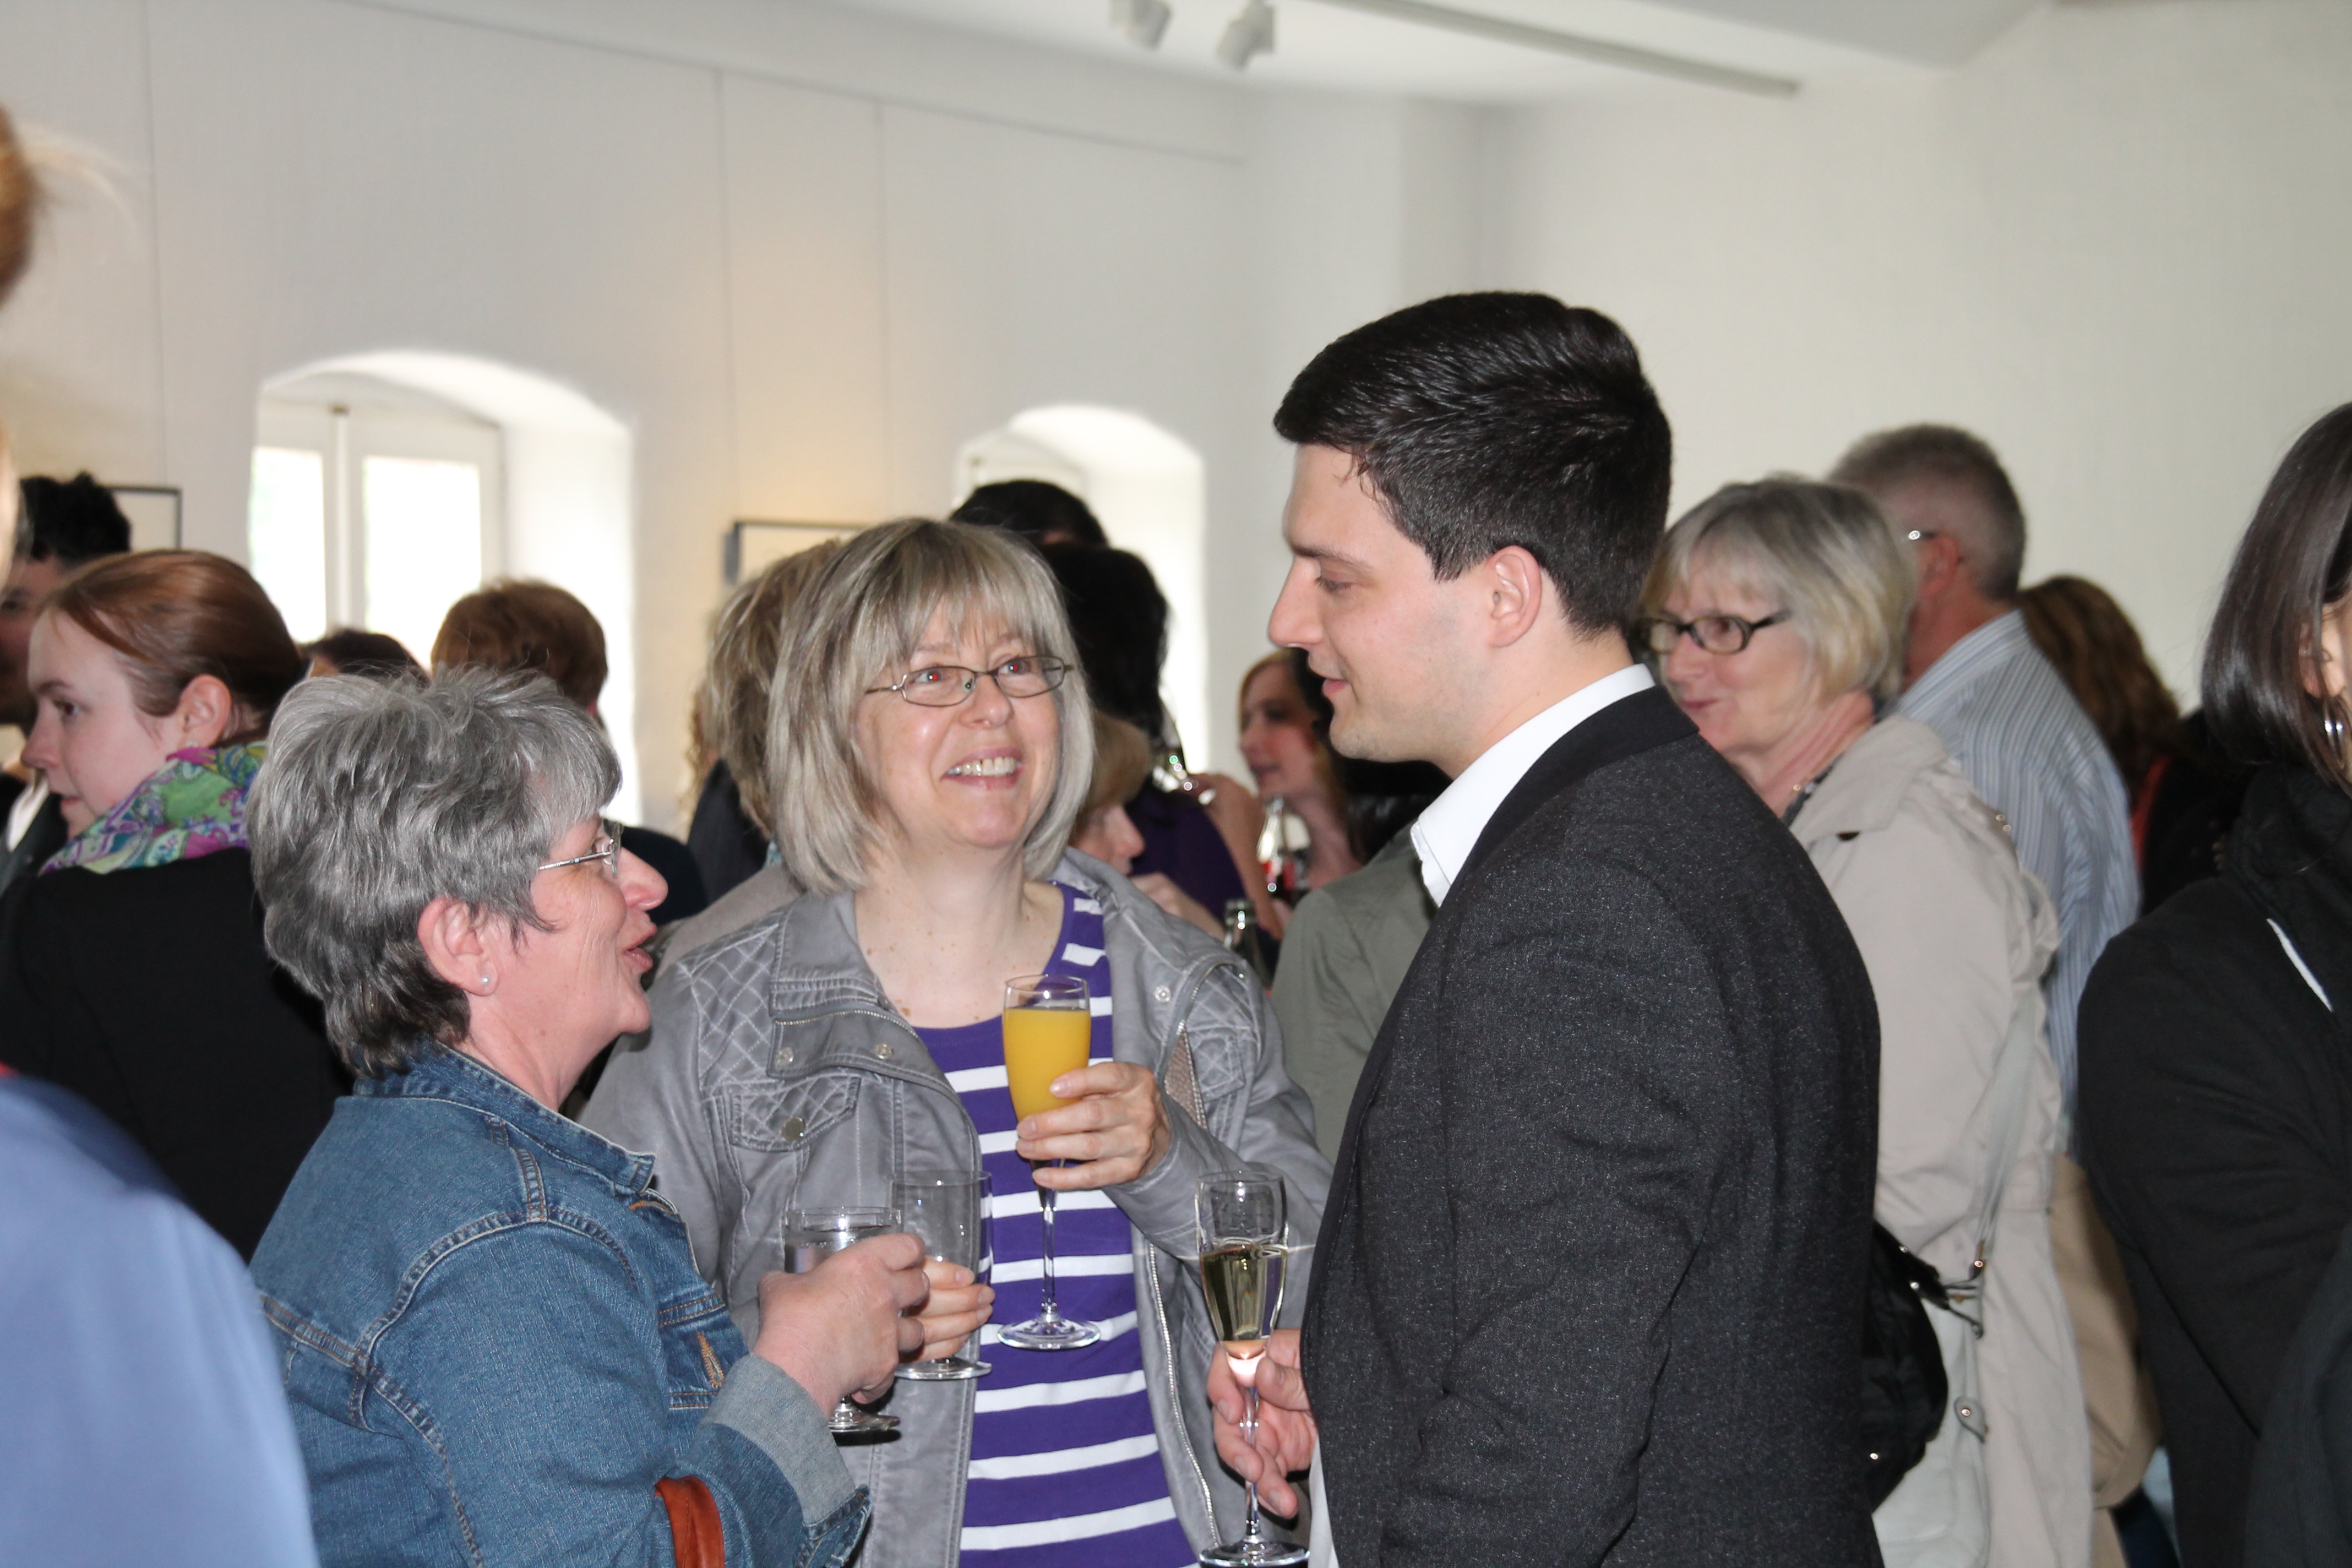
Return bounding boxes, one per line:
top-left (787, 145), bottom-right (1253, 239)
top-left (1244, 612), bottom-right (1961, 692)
top-left (1308, 685), bottom-right (1697, 1311)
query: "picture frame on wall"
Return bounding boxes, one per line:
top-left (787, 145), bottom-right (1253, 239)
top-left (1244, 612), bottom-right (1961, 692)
top-left (725, 519), bottom-right (863, 586)
top-left (106, 485), bottom-right (183, 552)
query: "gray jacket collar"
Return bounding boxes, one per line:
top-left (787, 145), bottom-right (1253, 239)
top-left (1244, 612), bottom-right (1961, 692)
top-left (763, 850), bottom-right (1223, 1027)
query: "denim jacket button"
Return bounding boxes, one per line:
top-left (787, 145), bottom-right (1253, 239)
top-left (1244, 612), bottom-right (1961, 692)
top-left (873, 1041), bottom-right (894, 1061)
top-left (776, 1046), bottom-right (796, 1067)
top-left (780, 1115), bottom-right (806, 1141)
top-left (1154, 986), bottom-right (1172, 1003)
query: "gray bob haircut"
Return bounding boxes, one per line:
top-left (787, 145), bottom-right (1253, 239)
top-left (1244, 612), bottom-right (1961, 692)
top-left (248, 667), bottom-right (619, 1078)
top-left (769, 519), bottom-right (1094, 894)
top-left (1646, 477), bottom-right (1917, 704)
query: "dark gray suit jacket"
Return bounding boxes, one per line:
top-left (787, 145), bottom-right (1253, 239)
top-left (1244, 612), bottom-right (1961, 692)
top-left (1302, 686), bottom-right (1882, 1566)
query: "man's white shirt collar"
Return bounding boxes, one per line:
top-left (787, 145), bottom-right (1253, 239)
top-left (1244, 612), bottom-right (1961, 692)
top-left (1408, 664), bottom-right (1655, 906)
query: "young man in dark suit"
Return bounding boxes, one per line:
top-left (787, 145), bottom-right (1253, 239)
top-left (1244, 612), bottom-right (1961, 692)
top-left (1211, 294), bottom-right (1883, 1566)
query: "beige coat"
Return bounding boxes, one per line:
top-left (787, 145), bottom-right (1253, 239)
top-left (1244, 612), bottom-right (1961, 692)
top-left (1793, 718), bottom-right (2093, 1568)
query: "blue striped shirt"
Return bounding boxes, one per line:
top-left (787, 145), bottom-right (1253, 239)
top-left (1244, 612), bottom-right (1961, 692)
top-left (1896, 609), bottom-right (2137, 1113)
top-left (916, 884), bottom-right (1193, 1567)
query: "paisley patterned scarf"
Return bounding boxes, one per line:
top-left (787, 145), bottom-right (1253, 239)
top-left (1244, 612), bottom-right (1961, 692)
top-left (43, 743), bottom-right (266, 876)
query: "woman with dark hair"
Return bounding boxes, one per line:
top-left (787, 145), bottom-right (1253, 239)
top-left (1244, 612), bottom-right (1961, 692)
top-left (2019, 575), bottom-right (2247, 911)
top-left (2078, 404), bottom-right (2352, 1568)
top-left (1037, 538), bottom-right (1250, 919)
top-left (0, 551), bottom-right (344, 1257)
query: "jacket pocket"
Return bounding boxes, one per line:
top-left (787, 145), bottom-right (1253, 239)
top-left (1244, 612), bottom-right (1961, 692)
top-left (655, 1286), bottom-right (739, 1411)
top-left (718, 1074), bottom-right (861, 1153)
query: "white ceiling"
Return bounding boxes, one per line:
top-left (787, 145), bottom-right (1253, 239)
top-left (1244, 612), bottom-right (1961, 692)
top-left (815, 0), bottom-right (2046, 100)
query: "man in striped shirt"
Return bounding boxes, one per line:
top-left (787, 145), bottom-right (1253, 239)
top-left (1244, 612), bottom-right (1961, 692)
top-left (1834, 424), bottom-right (2155, 1556)
top-left (1832, 424), bottom-right (2136, 1113)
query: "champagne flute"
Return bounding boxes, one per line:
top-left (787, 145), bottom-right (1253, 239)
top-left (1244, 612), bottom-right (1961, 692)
top-left (892, 1172), bottom-right (992, 1381)
top-left (782, 1205), bottom-right (903, 1435)
top-left (1196, 1168), bottom-right (1308, 1568)
top-left (998, 973), bottom-right (1101, 1351)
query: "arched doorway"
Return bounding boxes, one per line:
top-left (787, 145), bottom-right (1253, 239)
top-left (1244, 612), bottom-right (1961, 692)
top-left (246, 352), bottom-right (641, 820)
top-left (956, 406), bottom-right (1208, 765)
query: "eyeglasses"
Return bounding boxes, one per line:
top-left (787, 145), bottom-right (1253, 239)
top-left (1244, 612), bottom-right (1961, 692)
top-left (537, 819), bottom-right (622, 879)
top-left (1640, 612), bottom-right (1789, 656)
top-left (867, 655), bottom-right (1070, 708)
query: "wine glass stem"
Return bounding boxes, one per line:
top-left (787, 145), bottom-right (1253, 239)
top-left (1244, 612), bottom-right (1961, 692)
top-left (1242, 1382), bottom-right (1265, 1540)
top-left (1038, 1161), bottom-right (1061, 1319)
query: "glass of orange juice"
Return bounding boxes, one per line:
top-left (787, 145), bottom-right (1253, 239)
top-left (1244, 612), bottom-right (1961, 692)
top-left (999, 972), bottom-right (1101, 1351)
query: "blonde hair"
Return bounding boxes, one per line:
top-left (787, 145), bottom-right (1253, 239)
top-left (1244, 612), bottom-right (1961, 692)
top-left (1645, 477), bottom-right (1915, 704)
top-left (692, 541), bottom-right (842, 836)
top-left (767, 520), bottom-right (1093, 893)
top-left (1084, 709), bottom-right (1152, 821)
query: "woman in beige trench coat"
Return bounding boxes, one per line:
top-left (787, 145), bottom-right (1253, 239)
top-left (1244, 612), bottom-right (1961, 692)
top-left (1643, 477), bottom-right (2094, 1568)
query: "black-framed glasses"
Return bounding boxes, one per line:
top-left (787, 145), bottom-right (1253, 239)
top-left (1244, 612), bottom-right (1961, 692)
top-left (867, 655), bottom-right (1069, 708)
top-left (537, 818), bottom-right (622, 879)
top-left (1640, 612), bottom-right (1789, 656)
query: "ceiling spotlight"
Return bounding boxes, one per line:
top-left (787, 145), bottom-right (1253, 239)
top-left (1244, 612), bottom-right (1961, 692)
top-left (1112, 0), bottom-right (1172, 49)
top-left (1216, 0), bottom-right (1274, 69)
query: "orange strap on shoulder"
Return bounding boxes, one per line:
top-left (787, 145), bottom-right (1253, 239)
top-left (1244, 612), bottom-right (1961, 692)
top-left (656, 1475), bottom-right (726, 1568)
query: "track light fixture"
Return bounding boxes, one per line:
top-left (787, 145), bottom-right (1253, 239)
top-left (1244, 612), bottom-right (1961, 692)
top-left (1216, 0), bottom-right (1275, 69)
top-left (1110, 0), bottom-right (1171, 49)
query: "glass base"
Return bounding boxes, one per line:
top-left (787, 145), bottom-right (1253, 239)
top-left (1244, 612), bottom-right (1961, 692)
top-left (897, 1355), bottom-right (990, 1381)
top-left (825, 1402), bottom-right (899, 1436)
top-left (1198, 1537), bottom-right (1309, 1567)
top-left (997, 1313), bottom-right (1101, 1351)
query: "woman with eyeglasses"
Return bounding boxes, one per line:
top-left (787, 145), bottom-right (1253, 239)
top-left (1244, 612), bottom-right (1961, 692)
top-left (1642, 479), bottom-right (2091, 1568)
top-left (246, 669), bottom-right (932, 1568)
top-left (588, 519), bottom-right (1328, 1568)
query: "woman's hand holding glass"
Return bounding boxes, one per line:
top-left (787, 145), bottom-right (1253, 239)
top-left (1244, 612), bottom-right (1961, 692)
top-left (1013, 1060), bottom-right (1173, 1189)
top-left (752, 1233), bottom-right (929, 1410)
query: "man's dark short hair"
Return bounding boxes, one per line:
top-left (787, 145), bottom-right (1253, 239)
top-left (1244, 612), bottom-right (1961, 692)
top-left (1828, 423), bottom-right (2026, 602)
top-left (15, 473), bottom-right (132, 568)
top-left (1273, 292), bottom-right (1672, 637)
top-left (952, 480), bottom-right (1109, 547)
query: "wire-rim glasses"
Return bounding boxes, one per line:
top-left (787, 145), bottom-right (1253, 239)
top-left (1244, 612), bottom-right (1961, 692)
top-left (867, 655), bottom-right (1070, 708)
top-left (536, 818), bottom-right (622, 878)
top-left (1640, 612), bottom-right (1789, 656)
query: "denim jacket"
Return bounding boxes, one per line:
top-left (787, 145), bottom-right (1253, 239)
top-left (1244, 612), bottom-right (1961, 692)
top-left (585, 851), bottom-right (1331, 1568)
top-left (250, 1046), bottom-right (868, 1568)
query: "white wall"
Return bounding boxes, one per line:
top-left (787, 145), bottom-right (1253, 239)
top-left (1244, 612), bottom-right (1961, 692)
top-left (0, 0), bottom-right (1409, 821)
top-left (1491, 0), bottom-right (2352, 694)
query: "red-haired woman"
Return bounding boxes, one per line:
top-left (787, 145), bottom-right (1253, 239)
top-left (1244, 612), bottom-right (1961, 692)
top-left (0, 550), bottom-right (342, 1257)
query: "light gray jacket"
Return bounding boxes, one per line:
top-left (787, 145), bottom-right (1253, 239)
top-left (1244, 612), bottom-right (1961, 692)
top-left (585, 850), bottom-right (1330, 1567)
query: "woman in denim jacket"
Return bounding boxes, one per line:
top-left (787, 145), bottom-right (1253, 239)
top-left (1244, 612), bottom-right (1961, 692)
top-left (246, 669), bottom-right (957, 1568)
top-left (590, 521), bottom-right (1331, 1568)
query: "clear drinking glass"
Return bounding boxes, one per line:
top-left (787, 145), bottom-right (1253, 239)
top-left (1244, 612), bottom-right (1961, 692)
top-left (997, 973), bottom-right (1101, 1351)
top-left (1196, 1168), bottom-right (1308, 1567)
top-left (892, 1172), bottom-right (993, 1381)
top-left (782, 1205), bottom-right (904, 1435)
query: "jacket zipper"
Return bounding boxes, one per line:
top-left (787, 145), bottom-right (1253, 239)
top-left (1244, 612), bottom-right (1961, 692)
top-left (1149, 956), bottom-right (1231, 1533)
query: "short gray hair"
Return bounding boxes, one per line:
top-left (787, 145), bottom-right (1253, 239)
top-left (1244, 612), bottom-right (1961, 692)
top-left (1829, 423), bottom-right (2026, 602)
top-left (1647, 477), bottom-right (1917, 704)
top-left (248, 668), bottom-right (619, 1077)
top-left (769, 519), bottom-right (1093, 895)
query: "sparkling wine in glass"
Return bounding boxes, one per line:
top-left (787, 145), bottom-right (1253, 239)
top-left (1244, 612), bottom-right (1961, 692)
top-left (782, 1205), bottom-right (903, 1436)
top-left (893, 1172), bottom-right (992, 1381)
top-left (1197, 1169), bottom-right (1308, 1568)
top-left (998, 973), bottom-right (1100, 1351)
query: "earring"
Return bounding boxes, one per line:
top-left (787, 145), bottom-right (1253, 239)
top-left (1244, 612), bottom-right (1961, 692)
top-left (2328, 707), bottom-right (2346, 751)
top-left (477, 973), bottom-right (495, 994)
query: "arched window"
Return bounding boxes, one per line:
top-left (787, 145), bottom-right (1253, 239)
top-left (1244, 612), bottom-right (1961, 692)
top-left (956, 407), bottom-right (1208, 764)
top-left (244, 352), bottom-right (642, 820)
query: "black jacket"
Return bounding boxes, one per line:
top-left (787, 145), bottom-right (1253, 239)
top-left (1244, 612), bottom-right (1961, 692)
top-left (1301, 687), bottom-right (1883, 1567)
top-left (2079, 763), bottom-right (2352, 1568)
top-left (2246, 1213), bottom-right (2352, 1567)
top-left (0, 850), bottom-right (346, 1257)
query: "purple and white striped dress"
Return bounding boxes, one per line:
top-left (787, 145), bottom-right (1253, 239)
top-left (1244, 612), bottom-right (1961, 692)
top-left (916, 883), bottom-right (1195, 1567)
